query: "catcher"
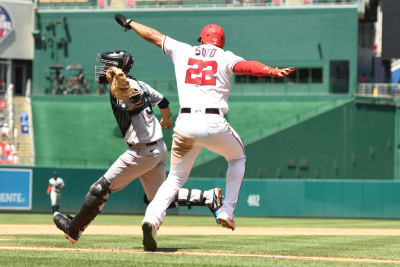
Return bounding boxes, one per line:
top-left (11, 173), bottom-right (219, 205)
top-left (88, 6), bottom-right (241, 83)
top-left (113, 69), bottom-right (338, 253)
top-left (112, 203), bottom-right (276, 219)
top-left (53, 49), bottom-right (222, 243)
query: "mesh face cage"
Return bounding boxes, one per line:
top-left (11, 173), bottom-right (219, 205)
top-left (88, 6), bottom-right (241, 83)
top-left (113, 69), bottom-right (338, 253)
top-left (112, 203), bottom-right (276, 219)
top-left (94, 53), bottom-right (119, 82)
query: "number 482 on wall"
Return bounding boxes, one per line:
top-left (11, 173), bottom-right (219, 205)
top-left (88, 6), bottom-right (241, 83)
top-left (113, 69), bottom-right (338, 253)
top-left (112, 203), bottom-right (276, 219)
top-left (247, 194), bottom-right (260, 207)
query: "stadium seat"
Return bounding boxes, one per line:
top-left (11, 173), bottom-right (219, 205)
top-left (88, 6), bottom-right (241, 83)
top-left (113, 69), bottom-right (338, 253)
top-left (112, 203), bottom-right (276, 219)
top-left (97, 0), bottom-right (106, 7)
top-left (126, 0), bottom-right (135, 6)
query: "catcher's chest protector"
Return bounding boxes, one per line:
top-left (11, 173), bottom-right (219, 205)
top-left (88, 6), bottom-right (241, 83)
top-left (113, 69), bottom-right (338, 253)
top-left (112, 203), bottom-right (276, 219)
top-left (110, 86), bottom-right (152, 137)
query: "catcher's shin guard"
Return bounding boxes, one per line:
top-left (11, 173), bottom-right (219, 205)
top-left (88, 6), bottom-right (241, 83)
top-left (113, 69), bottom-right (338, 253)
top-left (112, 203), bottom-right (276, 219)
top-left (68, 177), bottom-right (110, 236)
top-left (143, 188), bottom-right (222, 216)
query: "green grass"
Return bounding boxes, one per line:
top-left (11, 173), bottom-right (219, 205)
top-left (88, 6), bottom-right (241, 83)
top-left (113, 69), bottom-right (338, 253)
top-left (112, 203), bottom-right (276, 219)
top-left (1, 214), bottom-right (400, 266)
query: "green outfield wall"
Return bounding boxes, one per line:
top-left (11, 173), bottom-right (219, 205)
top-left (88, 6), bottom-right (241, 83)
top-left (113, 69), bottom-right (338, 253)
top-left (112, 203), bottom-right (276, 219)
top-left (31, 95), bottom-right (396, 179)
top-left (1, 166), bottom-right (400, 219)
top-left (33, 7), bottom-right (357, 95)
top-left (192, 99), bottom-right (396, 180)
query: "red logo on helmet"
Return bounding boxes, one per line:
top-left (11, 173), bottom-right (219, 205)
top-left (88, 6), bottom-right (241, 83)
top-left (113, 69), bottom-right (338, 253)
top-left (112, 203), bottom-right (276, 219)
top-left (197, 24), bottom-right (225, 49)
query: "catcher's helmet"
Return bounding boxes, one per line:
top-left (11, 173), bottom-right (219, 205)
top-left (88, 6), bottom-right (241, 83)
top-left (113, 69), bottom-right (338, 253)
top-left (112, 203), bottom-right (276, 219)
top-left (197, 24), bottom-right (225, 49)
top-left (95, 50), bottom-right (134, 83)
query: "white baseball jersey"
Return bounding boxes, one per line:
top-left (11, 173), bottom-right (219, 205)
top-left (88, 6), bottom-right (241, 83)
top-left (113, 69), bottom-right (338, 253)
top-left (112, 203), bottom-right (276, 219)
top-left (120, 79), bottom-right (164, 146)
top-left (162, 36), bottom-right (243, 114)
top-left (49, 177), bottom-right (64, 193)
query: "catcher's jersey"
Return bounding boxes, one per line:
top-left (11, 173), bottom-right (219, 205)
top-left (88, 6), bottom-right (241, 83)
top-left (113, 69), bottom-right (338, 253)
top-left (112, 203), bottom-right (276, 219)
top-left (48, 177), bottom-right (64, 193)
top-left (162, 36), bottom-right (243, 114)
top-left (111, 78), bottom-right (164, 146)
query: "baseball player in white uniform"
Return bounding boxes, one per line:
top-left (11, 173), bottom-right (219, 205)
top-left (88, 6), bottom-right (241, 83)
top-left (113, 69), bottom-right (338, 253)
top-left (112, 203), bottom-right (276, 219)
top-left (114, 14), bottom-right (295, 251)
top-left (53, 49), bottom-right (222, 244)
top-left (46, 171), bottom-right (65, 213)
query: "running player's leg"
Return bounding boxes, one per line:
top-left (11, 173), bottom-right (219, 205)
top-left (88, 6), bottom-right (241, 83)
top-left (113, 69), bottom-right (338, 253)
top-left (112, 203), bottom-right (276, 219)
top-left (203, 125), bottom-right (245, 229)
top-left (143, 132), bottom-right (202, 229)
top-left (50, 191), bottom-right (57, 212)
top-left (55, 193), bottom-right (61, 212)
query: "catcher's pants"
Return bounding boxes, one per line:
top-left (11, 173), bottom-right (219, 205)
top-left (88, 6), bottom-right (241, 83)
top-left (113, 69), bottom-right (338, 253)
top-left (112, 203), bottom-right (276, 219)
top-left (50, 191), bottom-right (61, 206)
top-left (144, 109), bottom-right (246, 229)
top-left (103, 139), bottom-right (168, 201)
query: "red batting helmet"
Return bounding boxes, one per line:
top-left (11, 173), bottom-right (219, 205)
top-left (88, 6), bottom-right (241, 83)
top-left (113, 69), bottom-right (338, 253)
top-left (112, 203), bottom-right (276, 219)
top-left (197, 24), bottom-right (225, 48)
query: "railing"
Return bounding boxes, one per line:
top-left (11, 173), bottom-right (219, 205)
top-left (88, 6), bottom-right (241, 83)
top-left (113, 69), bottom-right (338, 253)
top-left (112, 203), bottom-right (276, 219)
top-left (357, 83), bottom-right (400, 98)
top-left (6, 84), bottom-right (14, 144)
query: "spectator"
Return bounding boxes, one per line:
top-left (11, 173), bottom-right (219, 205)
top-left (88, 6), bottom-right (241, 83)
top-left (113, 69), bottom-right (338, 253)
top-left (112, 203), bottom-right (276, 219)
top-left (4, 141), bottom-right (17, 164)
top-left (1, 122), bottom-right (10, 141)
top-left (360, 73), bottom-right (369, 83)
top-left (0, 142), bottom-right (6, 162)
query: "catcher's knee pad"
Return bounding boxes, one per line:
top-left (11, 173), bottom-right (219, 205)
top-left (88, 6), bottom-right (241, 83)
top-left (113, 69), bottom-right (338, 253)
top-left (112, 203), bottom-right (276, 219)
top-left (84, 177), bottom-right (110, 210)
top-left (70, 177), bottom-right (110, 232)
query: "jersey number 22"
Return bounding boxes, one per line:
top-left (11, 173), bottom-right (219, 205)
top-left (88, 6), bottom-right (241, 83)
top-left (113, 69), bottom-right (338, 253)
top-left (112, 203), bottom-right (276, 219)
top-left (185, 58), bottom-right (217, 86)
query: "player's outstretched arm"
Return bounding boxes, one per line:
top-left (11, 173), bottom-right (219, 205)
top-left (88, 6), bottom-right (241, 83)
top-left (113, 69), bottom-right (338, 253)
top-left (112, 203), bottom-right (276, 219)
top-left (114, 14), bottom-right (163, 48)
top-left (233, 61), bottom-right (295, 78)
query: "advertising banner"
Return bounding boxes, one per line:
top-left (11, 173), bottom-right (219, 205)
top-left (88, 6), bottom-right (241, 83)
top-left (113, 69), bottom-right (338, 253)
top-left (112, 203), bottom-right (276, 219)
top-left (0, 168), bottom-right (32, 210)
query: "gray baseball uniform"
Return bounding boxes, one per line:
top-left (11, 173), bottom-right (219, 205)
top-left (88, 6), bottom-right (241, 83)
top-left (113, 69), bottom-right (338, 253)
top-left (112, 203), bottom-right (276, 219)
top-left (102, 78), bottom-right (170, 201)
top-left (48, 175), bottom-right (64, 213)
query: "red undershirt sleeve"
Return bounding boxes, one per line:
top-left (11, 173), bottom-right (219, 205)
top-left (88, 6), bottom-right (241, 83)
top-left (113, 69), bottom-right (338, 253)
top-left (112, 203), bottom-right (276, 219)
top-left (233, 60), bottom-right (277, 76)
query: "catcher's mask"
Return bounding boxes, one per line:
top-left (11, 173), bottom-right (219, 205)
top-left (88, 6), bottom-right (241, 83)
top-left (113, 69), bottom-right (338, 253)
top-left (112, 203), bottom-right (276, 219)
top-left (129, 87), bottom-right (143, 104)
top-left (197, 24), bottom-right (225, 49)
top-left (95, 50), bottom-right (134, 84)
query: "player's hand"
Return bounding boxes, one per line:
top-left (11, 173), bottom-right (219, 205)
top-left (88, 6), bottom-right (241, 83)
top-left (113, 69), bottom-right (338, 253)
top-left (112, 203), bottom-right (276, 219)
top-left (160, 117), bottom-right (172, 130)
top-left (274, 67), bottom-right (296, 78)
top-left (114, 14), bottom-right (133, 32)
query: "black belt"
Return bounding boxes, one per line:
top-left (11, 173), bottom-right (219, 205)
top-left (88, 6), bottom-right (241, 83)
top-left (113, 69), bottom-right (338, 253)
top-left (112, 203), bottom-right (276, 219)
top-left (128, 141), bottom-right (157, 148)
top-left (180, 108), bottom-right (220, 114)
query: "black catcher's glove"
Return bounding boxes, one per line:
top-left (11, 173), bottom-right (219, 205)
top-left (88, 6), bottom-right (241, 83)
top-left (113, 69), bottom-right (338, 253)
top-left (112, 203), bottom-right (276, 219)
top-left (114, 14), bottom-right (133, 32)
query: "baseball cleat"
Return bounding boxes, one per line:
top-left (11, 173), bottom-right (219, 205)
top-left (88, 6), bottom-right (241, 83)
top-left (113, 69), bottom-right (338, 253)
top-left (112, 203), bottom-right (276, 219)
top-left (216, 212), bottom-right (236, 231)
top-left (142, 221), bottom-right (157, 252)
top-left (53, 212), bottom-right (80, 243)
top-left (206, 188), bottom-right (223, 218)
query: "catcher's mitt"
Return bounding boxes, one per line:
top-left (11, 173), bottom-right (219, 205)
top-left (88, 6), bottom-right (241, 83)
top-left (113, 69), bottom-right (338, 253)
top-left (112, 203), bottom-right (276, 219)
top-left (114, 14), bottom-right (133, 31)
top-left (106, 67), bottom-right (140, 101)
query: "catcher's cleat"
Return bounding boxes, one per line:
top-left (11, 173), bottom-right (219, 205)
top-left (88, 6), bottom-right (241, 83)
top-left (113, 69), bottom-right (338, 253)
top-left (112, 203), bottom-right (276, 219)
top-left (53, 212), bottom-right (80, 243)
top-left (206, 188), bottom-right (223, 218)
top-left (142, 221), bottom-right (157, 252)
top-left (216, 212), bottom-right (236, 231)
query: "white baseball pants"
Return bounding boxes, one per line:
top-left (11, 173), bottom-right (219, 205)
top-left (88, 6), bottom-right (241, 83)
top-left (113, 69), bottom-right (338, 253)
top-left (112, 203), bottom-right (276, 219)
top-left (144, 110), bottom-right (246, 229)
top-left (50, 191), bottom-right (61, 206)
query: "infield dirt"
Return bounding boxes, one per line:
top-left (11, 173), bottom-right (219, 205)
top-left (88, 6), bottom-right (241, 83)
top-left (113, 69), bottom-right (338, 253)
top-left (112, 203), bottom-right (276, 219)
top-left (2, 225), bottom-right (400, 236)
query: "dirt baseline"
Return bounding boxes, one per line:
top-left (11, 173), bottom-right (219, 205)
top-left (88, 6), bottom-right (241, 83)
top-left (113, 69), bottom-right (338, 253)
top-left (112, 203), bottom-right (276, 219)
top-left (2, 225), bottom-right (400, 236)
